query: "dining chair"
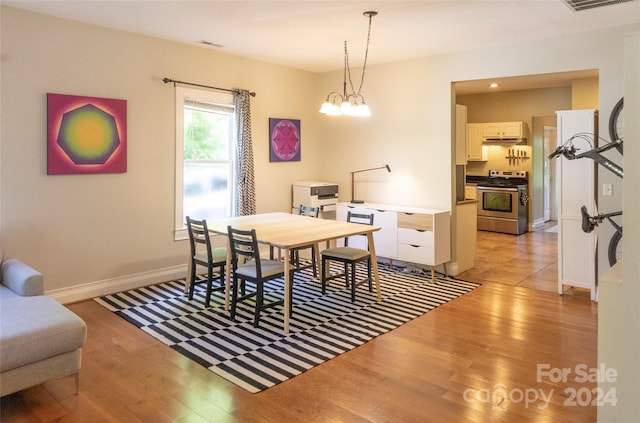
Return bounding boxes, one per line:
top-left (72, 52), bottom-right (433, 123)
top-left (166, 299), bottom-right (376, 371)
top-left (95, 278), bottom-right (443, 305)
top-left (289, 205), bottom-right (320, 277)
top-left (320, 211), bottom-right (374, 302)
top-left (186, 216), bottom-right (227, 308)
top-left (227, 225), bottom-right (294, 327)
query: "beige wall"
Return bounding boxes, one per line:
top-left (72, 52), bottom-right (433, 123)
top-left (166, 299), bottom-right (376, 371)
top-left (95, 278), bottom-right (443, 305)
top-left (572, 76), bottom-right (599, 109)
top-left (2, 6), bottom-right (637, 297)
top-left (457, 86), bottom-right (575, 230)
top-left (1, 6), bottom-right (639, 419)
top-left (0, 6), bottom-right (321, 295)
top-left (458, 86), bottom-right (573, 125)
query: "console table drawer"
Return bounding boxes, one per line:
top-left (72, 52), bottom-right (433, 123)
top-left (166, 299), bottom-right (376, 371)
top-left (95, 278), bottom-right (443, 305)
top-left (397, 213), bottom-right (432, 231)
top-left (398, 243), bottom-right (435, 265)
top-left (397, 228), bottom-right (433, 246)
top-left (337, 203), bottom-right (450, 281)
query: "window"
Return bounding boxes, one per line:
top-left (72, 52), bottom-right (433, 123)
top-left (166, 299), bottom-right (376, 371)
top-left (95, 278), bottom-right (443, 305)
top-left (175, 87), bottom-right (235, 239)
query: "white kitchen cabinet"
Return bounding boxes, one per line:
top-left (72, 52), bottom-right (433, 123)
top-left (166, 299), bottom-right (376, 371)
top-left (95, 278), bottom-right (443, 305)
top-left (466, 123), bottom-right (487, 161)
top-left (337, 203), bottom-right (450, 281)
top-left (482, 121), bottom-right (525, 139)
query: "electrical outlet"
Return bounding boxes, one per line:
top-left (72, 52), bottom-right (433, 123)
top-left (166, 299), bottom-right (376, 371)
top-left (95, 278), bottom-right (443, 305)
top-left (603, 184), bottom-right (613, 197)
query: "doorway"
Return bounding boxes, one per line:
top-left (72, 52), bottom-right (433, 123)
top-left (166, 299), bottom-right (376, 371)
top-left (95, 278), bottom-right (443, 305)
top-left (532, 115), bottom-right (558, 225)
top-left (544, 125), bottom-right (557, 221)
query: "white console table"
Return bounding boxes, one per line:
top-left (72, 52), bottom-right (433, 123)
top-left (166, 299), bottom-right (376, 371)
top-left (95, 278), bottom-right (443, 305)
top-left (336, 203), bottom-right (451, 281)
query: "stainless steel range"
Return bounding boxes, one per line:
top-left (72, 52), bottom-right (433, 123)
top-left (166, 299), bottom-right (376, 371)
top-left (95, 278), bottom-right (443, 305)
top-left (472, 170), bottom-right (529, 235)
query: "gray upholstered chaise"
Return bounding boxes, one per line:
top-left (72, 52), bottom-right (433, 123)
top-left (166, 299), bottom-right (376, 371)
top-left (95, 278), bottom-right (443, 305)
top-left (0, 258), bottom-right (87, 396)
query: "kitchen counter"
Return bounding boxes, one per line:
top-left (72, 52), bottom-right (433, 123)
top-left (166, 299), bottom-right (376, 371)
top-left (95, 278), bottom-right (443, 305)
top-left (466, 175), bottom-right (487, 184)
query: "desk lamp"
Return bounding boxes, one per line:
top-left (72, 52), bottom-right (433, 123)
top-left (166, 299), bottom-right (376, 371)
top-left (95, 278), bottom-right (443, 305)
top-left (350, 164), bottom-right (391, 203)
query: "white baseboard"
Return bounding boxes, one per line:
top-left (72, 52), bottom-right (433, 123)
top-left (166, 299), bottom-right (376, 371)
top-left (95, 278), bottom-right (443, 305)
top-left (531, 218), bottom-right (545, 231)
top-left (48, 258), bottom-right (466, 304)
top-left (47, 265), bottom-right (188, 304)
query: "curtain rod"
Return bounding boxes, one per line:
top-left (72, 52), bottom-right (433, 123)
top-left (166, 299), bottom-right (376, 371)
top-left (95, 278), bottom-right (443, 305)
top-left (162, 77), bottom-right (256, 97)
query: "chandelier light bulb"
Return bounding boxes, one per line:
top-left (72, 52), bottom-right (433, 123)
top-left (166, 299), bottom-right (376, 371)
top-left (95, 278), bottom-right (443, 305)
top-left (319, 11), bottom-right (377, 117)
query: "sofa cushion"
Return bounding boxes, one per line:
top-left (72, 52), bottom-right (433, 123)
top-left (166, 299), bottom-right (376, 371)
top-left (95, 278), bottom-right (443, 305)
top-left (0, 285), bottom-right (19, 301)
top-left (0, 295), bottom-right (87, 372)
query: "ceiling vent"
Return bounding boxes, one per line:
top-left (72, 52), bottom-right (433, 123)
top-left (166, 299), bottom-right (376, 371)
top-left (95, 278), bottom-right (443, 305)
top-left (562, 0), bottom-right (635, 11)
top-left (197, 40), bottom-right (224, 48)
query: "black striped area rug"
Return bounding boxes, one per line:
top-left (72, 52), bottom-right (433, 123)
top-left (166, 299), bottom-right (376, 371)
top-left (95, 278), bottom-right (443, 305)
top-left (95, 264), bottom-right (479, 393)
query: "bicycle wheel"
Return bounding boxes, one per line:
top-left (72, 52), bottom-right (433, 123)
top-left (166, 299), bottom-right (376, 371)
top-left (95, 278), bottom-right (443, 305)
top-left (607, 229), bottom-right (623, 266)
top-left (609, 97), bottom-right (623, 154)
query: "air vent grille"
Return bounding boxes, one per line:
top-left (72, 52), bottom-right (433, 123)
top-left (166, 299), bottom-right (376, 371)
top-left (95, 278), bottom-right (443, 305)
top-left (197, 40), bottom-right (224, 48)
top-left (562, 0), bottom-right (635, 11)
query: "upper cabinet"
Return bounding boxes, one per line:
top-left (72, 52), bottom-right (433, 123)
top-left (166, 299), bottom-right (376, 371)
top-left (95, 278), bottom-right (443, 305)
top-left (482, 121), bottom-right (528, 140)
top-left (455, 105), bottom-right (468, 165)
top-left (467, 123), bottom-right (487, 161)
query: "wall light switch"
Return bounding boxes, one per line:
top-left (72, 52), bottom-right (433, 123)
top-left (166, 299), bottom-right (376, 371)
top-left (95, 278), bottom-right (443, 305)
top-left (603, 184), bottom-right (613, 196)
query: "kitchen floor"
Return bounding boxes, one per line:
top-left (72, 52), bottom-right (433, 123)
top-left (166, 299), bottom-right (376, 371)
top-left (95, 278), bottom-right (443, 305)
top-left (457, 221), bottom-right (586, 295)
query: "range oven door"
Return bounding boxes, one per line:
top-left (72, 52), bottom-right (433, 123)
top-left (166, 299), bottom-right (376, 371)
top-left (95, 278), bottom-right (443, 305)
top-left (477, 186), bottom-right (519, 220)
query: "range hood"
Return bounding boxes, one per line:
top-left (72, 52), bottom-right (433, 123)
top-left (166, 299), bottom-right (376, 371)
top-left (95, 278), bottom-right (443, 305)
top-left (483, 137), bottom-right (526, 145)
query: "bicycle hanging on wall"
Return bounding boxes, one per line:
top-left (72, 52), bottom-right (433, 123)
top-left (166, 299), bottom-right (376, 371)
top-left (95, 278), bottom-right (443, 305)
top-left (548, 98), bottom-right (624, 266)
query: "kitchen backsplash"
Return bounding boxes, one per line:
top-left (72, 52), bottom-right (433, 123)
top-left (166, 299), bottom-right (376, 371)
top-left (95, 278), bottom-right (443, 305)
top-left (466, 145), bottom-right (532, 176)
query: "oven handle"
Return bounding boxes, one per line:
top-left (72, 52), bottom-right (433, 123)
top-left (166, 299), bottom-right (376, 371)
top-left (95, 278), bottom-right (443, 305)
top-left (477, 186), bottom-right (518, 192)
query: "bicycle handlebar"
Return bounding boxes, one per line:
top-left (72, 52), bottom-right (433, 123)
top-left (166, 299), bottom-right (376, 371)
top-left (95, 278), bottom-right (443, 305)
top-left (548, 135), bottom-right (623, 178)
top-left (548, 145), bottom-right (574, 160)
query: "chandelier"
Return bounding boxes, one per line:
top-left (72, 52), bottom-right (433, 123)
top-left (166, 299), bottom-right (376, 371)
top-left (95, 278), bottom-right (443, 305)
top-left (319, 11), bottom-right (377, 117)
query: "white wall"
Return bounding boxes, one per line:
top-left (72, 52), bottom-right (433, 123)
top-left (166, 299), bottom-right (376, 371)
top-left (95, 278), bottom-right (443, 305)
top-left (316, 57), bottom-right (453, 209)
top-left (598, 31), bottom-right (640, 423)
top-left (317, 25), bottom-right (635, 273)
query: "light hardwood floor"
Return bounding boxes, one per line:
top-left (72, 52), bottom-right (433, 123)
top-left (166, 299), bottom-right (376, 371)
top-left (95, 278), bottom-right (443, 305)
top-left (458, 223), bottom-right (565, 294)
top-left (1, 226), bottom-right (597, 422)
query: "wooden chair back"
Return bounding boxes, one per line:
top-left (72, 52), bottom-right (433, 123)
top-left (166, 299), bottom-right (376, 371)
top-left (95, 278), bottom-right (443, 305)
top-left (345, 211), bottom-right (374, 247)
top-left (298, 205), bottom-right (320, 218)
top-left (186, 216), bottom-right (213, 262)
top-left (227, 226), bottom-right (263, 277)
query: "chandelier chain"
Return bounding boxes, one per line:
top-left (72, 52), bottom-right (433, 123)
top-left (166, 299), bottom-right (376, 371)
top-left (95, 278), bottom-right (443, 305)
top-left (318, 10), bottom-right (376, 116)
top-left (344, 42), bottom-right (354, 97)
top-left (344, 11), bottom-right (374, 98)
top-left (356, 11), bottom-right (374, 96)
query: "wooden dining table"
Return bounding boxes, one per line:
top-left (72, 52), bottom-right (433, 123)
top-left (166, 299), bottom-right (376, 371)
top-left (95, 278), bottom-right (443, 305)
top-left (205, 212), bottom-right (381, 333)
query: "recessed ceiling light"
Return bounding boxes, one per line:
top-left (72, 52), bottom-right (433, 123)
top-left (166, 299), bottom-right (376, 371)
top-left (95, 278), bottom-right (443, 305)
top-left (489, 83), bottom-right (499, 88)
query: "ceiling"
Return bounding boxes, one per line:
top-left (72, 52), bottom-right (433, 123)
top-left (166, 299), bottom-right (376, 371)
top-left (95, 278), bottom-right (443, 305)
top-left (4, 0), bottom-right (639, 93)
top-left (453, 69), bottom-right (600, 95)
